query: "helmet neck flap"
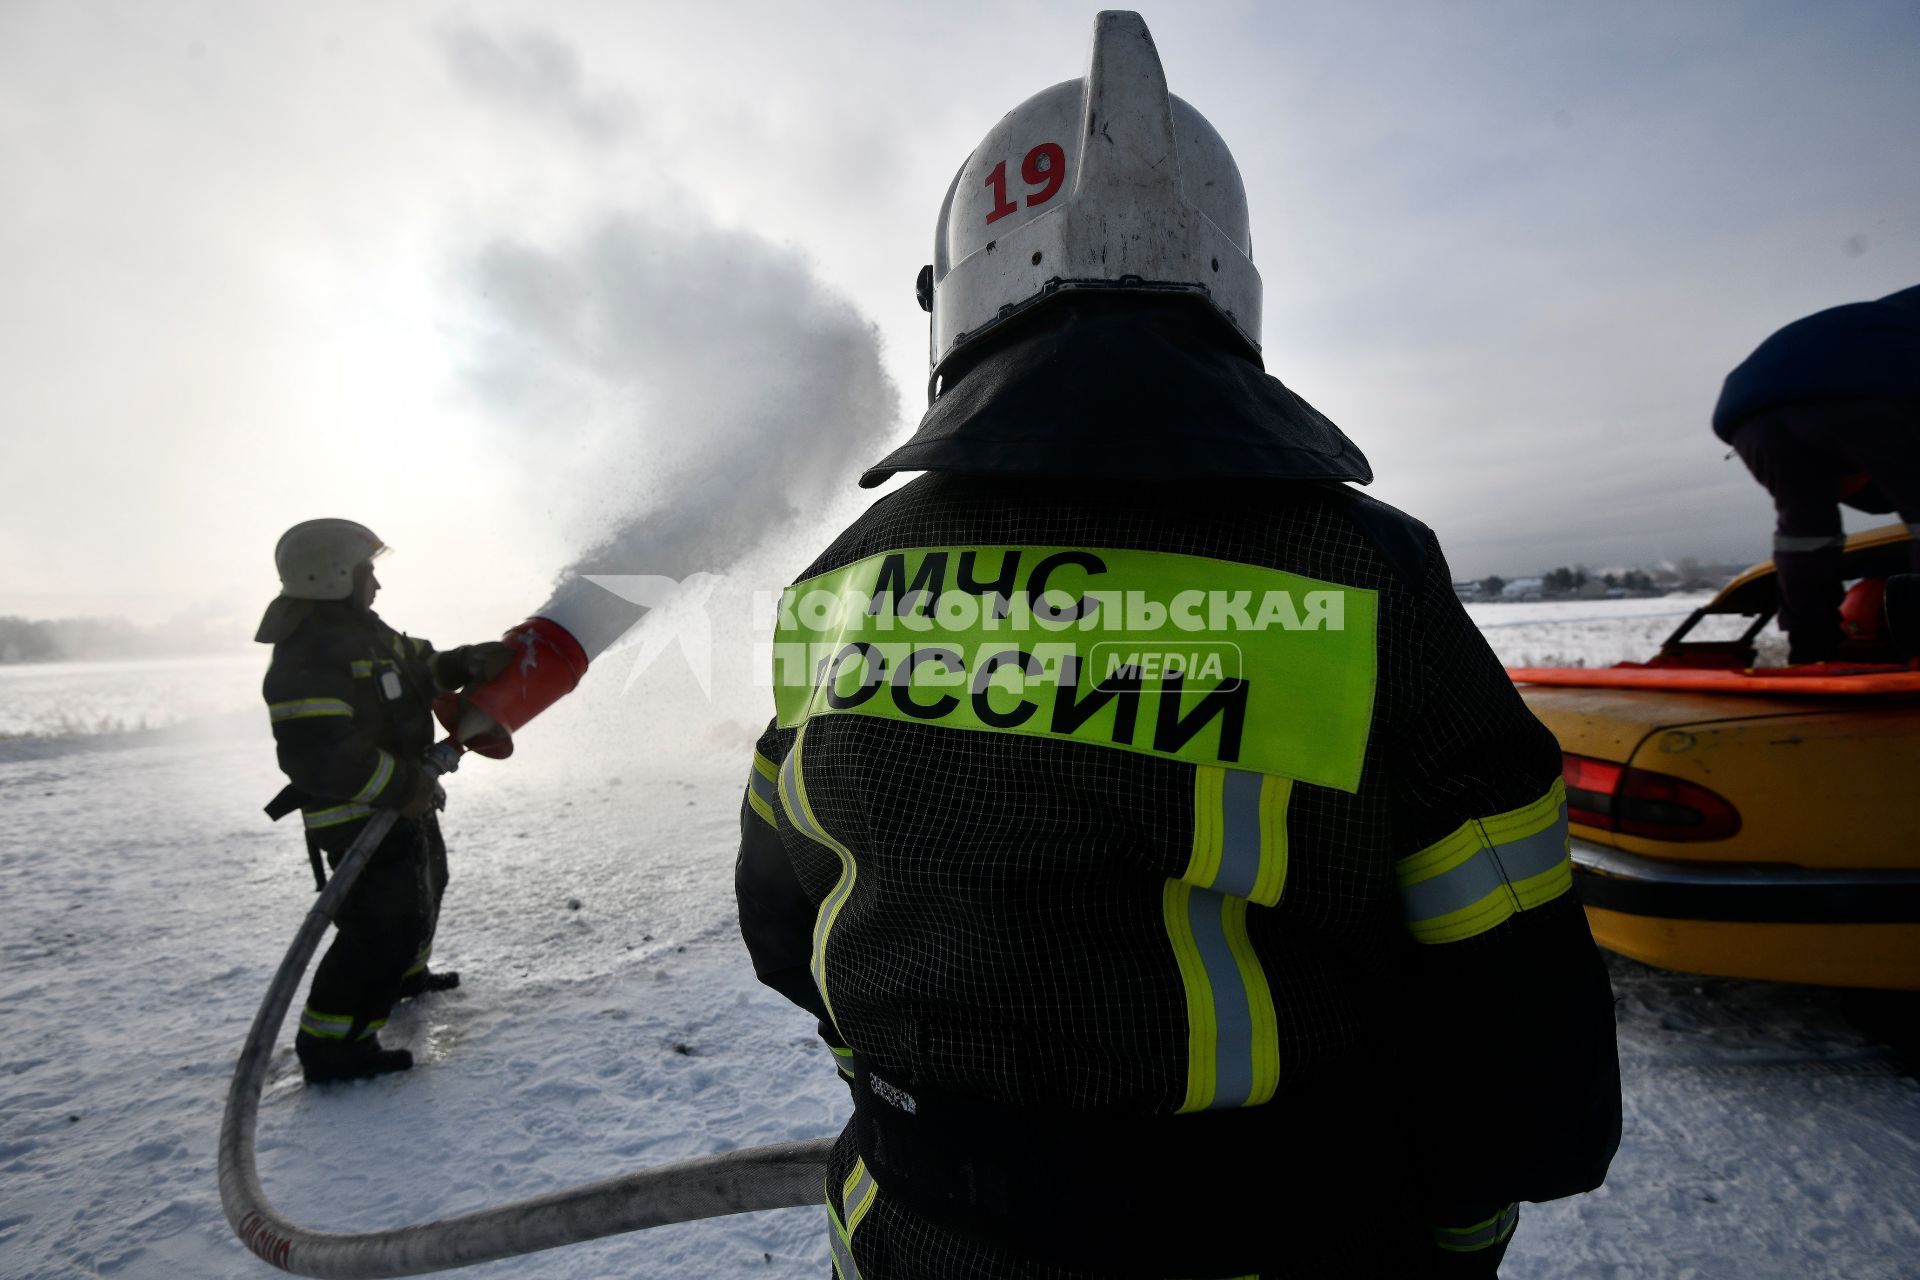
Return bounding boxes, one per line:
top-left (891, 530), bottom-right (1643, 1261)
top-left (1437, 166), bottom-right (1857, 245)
top-left (864, 292), bottom-right (1369, 489)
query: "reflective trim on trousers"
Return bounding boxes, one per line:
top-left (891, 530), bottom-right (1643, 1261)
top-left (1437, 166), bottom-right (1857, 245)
top-left (1397, 780), bottom-right (1572, 944)
top-left (1433, 1204), bottom-right (1519, 1252)
top-left (402, 942), bottom-right (432, 980)
top-left (298, 1008), bottom-right (385, 1041)
top-left (1164, 880), bottom-right (1279, 1112)
top-left (779, 726), bottom-right (855, 1036)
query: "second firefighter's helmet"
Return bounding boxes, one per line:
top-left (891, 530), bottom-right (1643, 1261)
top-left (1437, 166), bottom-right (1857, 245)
top-left (273, 518), bottom-right (385, 600)
top-left (922, 10), bottom-right (1259, 373)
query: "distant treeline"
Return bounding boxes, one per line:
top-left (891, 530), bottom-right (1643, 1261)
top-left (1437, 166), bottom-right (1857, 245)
top-left (0, 615), bottom-right (231, 664)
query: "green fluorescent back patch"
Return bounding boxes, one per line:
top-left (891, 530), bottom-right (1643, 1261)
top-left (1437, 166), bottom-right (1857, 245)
top-left (772, 545), bottom-right (1378, 792)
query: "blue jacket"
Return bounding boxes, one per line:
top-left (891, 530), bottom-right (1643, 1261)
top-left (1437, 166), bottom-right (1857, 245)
top-left (1712, 285), bottom-right (1920, 440)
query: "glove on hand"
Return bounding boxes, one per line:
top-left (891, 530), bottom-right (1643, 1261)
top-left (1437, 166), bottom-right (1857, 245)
top-left (436, 641), bottom-right (517, 690)
top-left (398, 771), bottom-right (441, 819)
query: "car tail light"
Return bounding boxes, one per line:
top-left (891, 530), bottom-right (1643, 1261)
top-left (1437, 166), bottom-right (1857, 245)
top-left (1561, 754), bottom-right (1742, 842)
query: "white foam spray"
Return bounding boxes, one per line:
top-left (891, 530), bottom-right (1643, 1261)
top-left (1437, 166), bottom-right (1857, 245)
top-left (460, 210), bottom-right (904, 661)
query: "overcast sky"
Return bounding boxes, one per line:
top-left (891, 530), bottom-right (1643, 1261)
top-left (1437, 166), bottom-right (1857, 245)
top-left (3, 1), bottom-right (1917, 636)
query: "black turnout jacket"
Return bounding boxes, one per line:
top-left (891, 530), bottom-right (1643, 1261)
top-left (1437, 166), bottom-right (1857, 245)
top-left (736, 297), bottom-right (1621, 1279)
top-left (260, 600), bottom-right (454, 849)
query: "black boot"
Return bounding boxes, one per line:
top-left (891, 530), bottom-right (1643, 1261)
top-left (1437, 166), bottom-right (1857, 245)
top-left (296, 1031), bottom-right (413, 1085)
top-left (396, 968), bottom-right (460, 998)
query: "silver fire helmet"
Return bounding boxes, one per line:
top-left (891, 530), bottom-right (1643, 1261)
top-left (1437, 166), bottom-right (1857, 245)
top-left (273, 519), bottom-right (386, 601)
top-left (923, 10), bottom-right (1260, 371)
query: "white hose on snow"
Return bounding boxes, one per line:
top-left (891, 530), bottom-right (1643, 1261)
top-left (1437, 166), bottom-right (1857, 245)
top-left (217, 746), bottom-right (832, 1276)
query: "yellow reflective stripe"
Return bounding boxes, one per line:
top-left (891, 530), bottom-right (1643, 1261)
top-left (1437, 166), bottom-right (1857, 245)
top-left (402, 943), bottom-right (432, 979)
top-left (1513, 856), bottom-right (1575, 911)
top-left (1476, 779), bottom-right (1565, 845)
top-left (828, 1044), bottom-right (854, 1078)
top-left (298, 1007), bottom-right (355, 1039)
top-left (746, 754), bottom-right (779, 827)
top-left (1189, 766), bottom-right (1226, 887)
top-left (752, 750), bottom-right (778, 783)
top-left (1400, 780), bottom-right (1565, 885)
top-left (1433, 1203), bottom-right (1519, 1251)
top-left (1167, 882), bottom-right (1279, 1112)
top-left (1253, 775), bottom-right (1290, 906)
top-left (841, 1158), bottom-right (879, 1233)
top-left (269, 697), bottom-right (352, 723)
top-left (1398, 780), bottom-right (1571, 944)
top-left (299, 1011), bottom-right (387, 1042)
top-left (350, 660), bottom-right (374, 677)
top-left (1187, 766), bottom-right (1289, 907)
top-left (304, 802), bottom-right (374, 830)
top-left (1221, 896), bottom-right (1280, 1108)
top-left (825, 1180), bottom-right (862, 1280)
top-left (1165, 880), bottom-right (1217, 1112)
top-left (781, 726), bottom-right (855, 1036)
top-left (351, 750), bottom-right (395, 804)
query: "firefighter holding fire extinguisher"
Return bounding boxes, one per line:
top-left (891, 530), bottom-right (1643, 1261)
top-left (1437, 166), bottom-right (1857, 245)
top-left (256, 518), bottom-right (515, 1084)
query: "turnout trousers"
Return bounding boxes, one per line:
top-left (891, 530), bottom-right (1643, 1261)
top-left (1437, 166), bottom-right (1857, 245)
top-left (296, 815), bottom-right (448, 1047)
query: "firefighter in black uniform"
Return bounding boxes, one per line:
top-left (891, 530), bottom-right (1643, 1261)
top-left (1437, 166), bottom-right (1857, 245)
top-left (735, 14), bottom-right (1620, 1278)
top-left (1713, 284), bottom-right (1920, 663)
top-left (258, 519), bottom-right (513, 1084)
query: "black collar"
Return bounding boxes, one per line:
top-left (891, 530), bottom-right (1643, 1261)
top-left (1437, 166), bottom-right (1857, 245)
top-left (862, 295), bottom-right (1372, 489)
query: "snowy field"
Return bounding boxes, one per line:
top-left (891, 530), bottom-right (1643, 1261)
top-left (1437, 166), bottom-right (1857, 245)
top-left (0, 655), bottom-right (260, 740)
top-left (2, 599), bottom-right (1916, 1279)
top-left (1462, 593), bottom-right (1795, 670)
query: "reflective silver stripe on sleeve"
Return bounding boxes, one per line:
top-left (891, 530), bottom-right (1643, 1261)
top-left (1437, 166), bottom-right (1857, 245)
top-left (351, 751), bottom-right (395, 804)
top-left (1772, 533), bottom-right (1846, 553)
top-left (748, 766), bottom-right (778, 810)
top-left (269, 697), bottom-right (353, 723)
top-left (1399, 818), bottom-right (1567, 923)
top-left (304, 802), bottom-right (375, 830)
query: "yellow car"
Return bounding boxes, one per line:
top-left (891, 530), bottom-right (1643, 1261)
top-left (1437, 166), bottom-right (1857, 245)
top-left (1514, 524), bottom-right (1920, 990)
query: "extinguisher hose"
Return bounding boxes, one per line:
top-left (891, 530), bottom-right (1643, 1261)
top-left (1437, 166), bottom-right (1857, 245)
top-left (217, 742), bottom-right (832, 1277)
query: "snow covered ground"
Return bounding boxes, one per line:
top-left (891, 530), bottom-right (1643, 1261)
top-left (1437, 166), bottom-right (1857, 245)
top-left (2, 600), bottom-right (1916, 1279)
top-left (1462, 593), bottom-right (1798, 670)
